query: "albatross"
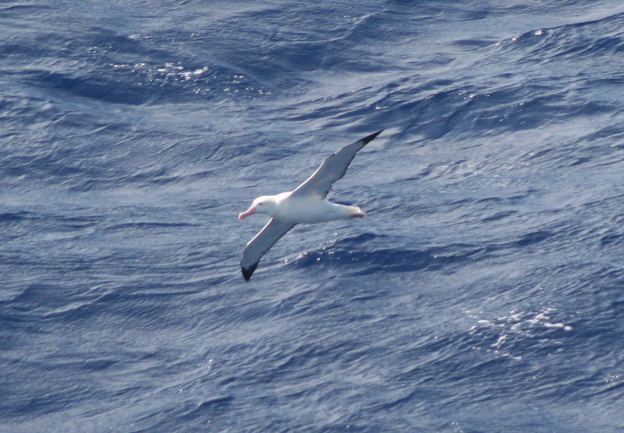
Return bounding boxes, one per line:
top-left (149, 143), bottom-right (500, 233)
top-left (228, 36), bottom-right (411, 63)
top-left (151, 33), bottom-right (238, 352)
top-left (238, 130), bottom-right (383, 280)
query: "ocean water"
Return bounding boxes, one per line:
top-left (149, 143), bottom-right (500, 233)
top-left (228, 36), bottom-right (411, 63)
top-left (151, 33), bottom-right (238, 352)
top-left (1, 1), bottom-right (624, 432)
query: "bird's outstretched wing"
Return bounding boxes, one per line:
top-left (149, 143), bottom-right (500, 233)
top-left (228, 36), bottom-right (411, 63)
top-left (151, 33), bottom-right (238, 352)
top-left (241, 218), bottom-right (296, 281)
top-left (292, 130), bottom-right (383, 199)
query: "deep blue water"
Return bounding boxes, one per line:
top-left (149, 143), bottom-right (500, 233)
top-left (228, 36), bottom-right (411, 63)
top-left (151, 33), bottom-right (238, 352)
top-left (2, 1), bottom-right (624, 432)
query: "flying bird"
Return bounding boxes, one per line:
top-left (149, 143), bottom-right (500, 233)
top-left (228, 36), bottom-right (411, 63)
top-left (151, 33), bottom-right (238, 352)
top-left (238, 130), bottom-right (383, 280)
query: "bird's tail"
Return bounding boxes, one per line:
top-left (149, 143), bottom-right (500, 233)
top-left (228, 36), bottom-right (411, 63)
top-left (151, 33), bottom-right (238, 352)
top-left (348, 206), bottom-right (366, 218)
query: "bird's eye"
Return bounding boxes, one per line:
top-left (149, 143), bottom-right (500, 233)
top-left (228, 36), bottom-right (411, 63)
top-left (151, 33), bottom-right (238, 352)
top-left (258, 202), bottom-right (263, 206)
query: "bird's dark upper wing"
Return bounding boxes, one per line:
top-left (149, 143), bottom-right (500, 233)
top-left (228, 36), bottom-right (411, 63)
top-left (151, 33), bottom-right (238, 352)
top-left (241, 218), bottom-right (296, 281)
top-left (291, 130), bottom-right (383, 199)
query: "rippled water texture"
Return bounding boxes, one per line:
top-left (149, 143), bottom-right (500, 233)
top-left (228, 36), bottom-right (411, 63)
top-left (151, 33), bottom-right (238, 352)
top-left (1, 1), bottom-right (624, 432)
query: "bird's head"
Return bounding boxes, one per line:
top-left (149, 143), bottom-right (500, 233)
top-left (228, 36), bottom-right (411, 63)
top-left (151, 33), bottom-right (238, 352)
top-left (238, 195), bottom-right (277, 220)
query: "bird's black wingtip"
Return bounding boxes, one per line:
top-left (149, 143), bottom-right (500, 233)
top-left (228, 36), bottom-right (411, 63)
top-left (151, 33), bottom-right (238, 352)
top-left (361, 130), bottom-right (383, 145)
top-left (242, 263), bottom-right (258, 281)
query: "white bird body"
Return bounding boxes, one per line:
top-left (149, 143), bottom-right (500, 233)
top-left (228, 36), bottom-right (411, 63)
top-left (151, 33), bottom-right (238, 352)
top-left (239, 192), bottom-right (365, 224)
top-left (238, 130), bottom-right (382, 280)
top-left (277, 198), bottom-right (365, 223)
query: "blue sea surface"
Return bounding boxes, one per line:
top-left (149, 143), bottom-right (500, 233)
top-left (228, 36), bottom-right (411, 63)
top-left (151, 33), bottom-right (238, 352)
top-left (2, 1), bottom-right (624, 432)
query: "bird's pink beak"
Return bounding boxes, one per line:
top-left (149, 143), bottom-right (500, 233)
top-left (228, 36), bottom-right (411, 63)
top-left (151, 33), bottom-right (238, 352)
top-left (238, 204), bottom-right (256, 220)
